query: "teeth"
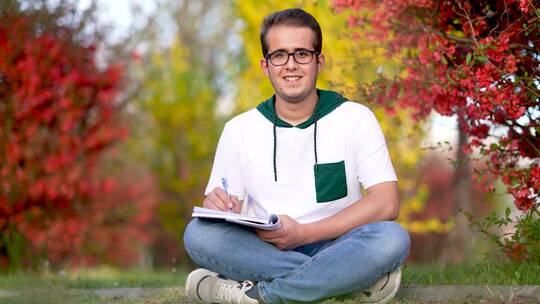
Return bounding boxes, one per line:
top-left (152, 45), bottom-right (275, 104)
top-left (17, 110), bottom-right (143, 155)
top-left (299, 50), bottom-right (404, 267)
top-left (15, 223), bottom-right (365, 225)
top-left (284, 76), bottom-right (301, 81)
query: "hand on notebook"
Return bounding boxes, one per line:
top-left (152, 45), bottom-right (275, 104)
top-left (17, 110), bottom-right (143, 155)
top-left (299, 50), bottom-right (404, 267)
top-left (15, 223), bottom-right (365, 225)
top-left (204, 187), bottom-right (242, 213)
top-left (256, 215), bottom-right (306, 250)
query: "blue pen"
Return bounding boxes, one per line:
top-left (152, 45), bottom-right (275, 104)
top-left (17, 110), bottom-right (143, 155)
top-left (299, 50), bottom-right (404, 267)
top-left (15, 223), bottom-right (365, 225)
top-left (221, 177), bottom-right (233, 212)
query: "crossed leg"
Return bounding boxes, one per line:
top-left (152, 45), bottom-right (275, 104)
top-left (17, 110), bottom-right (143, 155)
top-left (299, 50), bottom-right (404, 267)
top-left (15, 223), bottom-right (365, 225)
top-left (183, 218), bottom-right (410, 303)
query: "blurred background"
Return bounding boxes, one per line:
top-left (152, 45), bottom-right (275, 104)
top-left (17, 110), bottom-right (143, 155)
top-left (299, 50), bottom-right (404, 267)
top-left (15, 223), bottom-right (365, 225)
top-left (0, 0), bottom-right (538, 276)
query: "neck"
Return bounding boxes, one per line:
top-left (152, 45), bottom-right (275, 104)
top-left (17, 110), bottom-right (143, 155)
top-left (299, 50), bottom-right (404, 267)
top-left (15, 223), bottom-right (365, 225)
top-left (275, 90), bottom-right (318, 126)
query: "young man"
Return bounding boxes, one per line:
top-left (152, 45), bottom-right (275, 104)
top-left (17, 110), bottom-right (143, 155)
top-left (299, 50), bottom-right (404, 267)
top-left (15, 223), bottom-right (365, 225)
top-left (183, 8), bottom-right (410, 304)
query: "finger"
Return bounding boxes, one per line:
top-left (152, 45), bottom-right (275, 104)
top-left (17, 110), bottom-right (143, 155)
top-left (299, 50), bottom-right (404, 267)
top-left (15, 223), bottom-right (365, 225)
top-left (256, 230), bottom-right (274, 242)
top-left (205, 193), bottom-right (228, 211)
top-left (231, 196), bottom-right (242, 213)
top-left (213, 187), bottom-right (235, 210)
top-left (204, 194), bottom-right (226, 211)
top-left (208, 190), bottom-right (231, 210)
top-left (260, 236), bottom-right (280, 247)
top-left (273, 241), bottom-right (285, 250)
top-left (256, 229), bottom-right (274, 239)
top-left (259, 227), bottom-right (285, 238)
top-left (255, 229), bottom-right (265, 239)
top-left (202, 197), bottom-right (212, 209)
top-left (203, 198), bottom-right (225, 211)
top-left (257, 233), bottom-right (283, 244)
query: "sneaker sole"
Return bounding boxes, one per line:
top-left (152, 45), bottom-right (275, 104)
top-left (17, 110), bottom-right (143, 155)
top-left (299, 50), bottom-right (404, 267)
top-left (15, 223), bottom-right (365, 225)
top-left (374, 269), bottom-right (401, 304)
top-left (185, 268), bottom-right (219, 304)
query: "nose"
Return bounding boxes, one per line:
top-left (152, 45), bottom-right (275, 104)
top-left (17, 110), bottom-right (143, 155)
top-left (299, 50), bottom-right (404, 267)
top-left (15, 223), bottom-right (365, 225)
top-left (285, 54), bottom-right (298, 69)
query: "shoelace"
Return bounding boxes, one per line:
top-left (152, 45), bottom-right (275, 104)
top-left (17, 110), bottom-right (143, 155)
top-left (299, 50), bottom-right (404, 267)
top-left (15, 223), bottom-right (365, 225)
top-left (216, 280), bottom-right (255, 303)
top-left (362, 272), bottom-right (391, 297)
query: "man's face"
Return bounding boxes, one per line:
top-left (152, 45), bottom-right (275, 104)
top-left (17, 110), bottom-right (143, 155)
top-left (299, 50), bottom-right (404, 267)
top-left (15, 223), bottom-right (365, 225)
top-left (260, 25), bottom-right (324, 104)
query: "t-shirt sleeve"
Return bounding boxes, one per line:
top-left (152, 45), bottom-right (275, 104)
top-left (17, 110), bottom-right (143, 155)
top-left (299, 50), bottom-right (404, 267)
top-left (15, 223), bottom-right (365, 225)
top-left (205, 121), bottom-right (246, 200)
top-left (353, 107), bottom-right (397, 189)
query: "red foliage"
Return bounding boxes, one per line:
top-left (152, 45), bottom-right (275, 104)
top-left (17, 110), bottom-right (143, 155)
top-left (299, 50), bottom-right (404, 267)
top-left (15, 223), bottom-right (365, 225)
top-left (17, 173), bottom-right (158, 268)
top-left (333, 0), bottom-right (539, 214)
top-left (504, 242), bottom-right (527, 261)
top-left (0, 11), bottom-right (155, 268)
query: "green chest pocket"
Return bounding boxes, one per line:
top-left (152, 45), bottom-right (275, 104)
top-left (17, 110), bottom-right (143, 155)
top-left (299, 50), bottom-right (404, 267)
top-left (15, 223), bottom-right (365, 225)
top-left (314, 160), bottom-right (348, 203)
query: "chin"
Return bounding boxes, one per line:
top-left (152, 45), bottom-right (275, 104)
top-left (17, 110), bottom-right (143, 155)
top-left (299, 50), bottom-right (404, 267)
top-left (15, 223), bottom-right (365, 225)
top-left (280, 92), bottom-right (308, 103)
top-left (278, 88), bottom-right (311, 103)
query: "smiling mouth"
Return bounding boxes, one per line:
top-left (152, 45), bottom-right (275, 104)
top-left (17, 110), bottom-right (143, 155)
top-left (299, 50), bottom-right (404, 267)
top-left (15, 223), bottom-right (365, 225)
top-left (283, 76), bottom-right (302, 82)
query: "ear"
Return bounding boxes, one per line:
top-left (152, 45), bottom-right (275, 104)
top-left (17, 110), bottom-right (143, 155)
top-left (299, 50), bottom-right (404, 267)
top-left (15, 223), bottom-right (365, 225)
top-left (260, 58), bottom-right (269, 76)
top-left (317, 54), bottom-right (325, 73)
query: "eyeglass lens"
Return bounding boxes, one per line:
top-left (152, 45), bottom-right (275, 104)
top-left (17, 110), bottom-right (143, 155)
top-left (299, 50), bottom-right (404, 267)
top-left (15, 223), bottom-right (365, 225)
top-left (269, 50), bottom-right (315, 66)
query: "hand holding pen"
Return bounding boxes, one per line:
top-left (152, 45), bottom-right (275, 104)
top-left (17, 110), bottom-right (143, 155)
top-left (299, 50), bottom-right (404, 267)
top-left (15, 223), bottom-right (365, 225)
top-left (202, 178), bottom-right (240, 213)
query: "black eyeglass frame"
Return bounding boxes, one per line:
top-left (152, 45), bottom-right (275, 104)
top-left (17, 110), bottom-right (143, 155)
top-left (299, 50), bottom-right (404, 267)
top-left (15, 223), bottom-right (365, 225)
top-left (265, 49), bottom-right (320, 66)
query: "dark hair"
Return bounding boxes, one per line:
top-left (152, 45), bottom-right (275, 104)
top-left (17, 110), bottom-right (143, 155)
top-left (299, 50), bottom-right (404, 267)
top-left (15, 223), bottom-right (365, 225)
top-left (260, 8), bottom-right (322, 58)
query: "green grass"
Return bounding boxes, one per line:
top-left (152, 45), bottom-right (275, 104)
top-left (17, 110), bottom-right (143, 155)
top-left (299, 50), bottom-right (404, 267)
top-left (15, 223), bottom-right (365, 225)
top-left (402, 259), bottom-right (540, 285)
top-left (0, 260), bottom-right (538, 303)
top-left (0, 265), bottom-right (188, 289)
top-left (0, 266), bottom-right (190, 304)
top-left (0, 287), bottom-right (102, 304)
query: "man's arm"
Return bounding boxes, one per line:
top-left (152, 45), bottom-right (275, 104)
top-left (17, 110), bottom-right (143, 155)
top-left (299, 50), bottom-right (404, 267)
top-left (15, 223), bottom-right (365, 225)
top-left (303, 181), bottom-right (399, 243)
top-left (257, 181), bottom-right (399, 250)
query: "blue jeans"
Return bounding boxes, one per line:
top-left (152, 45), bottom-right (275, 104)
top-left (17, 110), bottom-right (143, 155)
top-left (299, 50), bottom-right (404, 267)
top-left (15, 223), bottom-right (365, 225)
top-left (183, 218), bottom-right (410, 304)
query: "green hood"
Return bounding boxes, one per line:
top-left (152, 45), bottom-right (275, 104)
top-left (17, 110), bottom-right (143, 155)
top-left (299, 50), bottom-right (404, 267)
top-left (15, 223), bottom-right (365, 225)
top-left (256, 89), bottom-right (347, 128)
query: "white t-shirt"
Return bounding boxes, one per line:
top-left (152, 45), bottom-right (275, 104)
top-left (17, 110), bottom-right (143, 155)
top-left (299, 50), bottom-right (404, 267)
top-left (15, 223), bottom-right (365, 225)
top-left (205, 90), bottom-right (396, 224)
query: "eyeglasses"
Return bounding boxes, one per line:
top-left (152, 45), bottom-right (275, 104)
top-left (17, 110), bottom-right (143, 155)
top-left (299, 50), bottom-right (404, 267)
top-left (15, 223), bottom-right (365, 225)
top-left (265, 49), bottom-right (319, 66)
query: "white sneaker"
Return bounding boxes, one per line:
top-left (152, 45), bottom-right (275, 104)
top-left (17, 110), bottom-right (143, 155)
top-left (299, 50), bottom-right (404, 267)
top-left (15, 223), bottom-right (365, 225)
top-left (185, 268), bottom-right (259, 304)
top-left (355, 267), bottom-right (402, 304)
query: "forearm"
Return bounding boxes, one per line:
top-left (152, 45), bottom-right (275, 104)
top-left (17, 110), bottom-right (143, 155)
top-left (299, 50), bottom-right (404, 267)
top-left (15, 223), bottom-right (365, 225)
top-left (301, 181), bottom-right (399, 244)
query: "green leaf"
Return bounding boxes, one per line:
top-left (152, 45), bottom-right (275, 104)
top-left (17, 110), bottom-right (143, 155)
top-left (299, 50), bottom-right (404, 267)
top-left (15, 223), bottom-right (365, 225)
top-left (476, 171), bottom-right (484, 182)
top-left (536, 9), bottom-right (540, 18)
top-left (477, 56), bottom-right (488, 63)
top-left (506, 207), bottom-right (511, 218)
top-left (466, 53), bottom-right (472, 65)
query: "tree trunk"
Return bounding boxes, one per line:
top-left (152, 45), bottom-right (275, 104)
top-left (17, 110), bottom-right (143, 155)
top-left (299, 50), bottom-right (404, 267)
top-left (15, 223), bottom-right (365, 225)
top-left (440, 120), bottom-right (473, 264)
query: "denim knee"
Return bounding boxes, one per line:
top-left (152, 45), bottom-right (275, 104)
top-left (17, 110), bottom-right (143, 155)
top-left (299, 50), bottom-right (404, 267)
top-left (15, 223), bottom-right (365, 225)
top-left (183, 218), bottom-right (217, 256)
top-left (370, 221), bottom-right (410, 265)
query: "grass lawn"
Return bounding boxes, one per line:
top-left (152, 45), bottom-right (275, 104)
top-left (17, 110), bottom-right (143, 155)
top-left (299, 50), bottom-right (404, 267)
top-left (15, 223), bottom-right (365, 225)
top-left (402, 259), bottom-right (540, 285)
top-left (0, 259), bottom-right (538, 304)
top-left (0, 266), bottom-right (188, 289)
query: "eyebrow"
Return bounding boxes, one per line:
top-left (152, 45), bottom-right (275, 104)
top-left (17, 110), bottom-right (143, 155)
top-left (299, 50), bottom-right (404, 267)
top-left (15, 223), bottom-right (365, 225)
top-left (269, 47), bottom-right (314, 53)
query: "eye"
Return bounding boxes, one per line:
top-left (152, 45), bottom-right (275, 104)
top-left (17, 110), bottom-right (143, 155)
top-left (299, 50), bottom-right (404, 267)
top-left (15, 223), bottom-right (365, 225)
top-left (295, 50), bottom-right (310, 58)
top-left (271, 51), bottom-right (287, 59)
